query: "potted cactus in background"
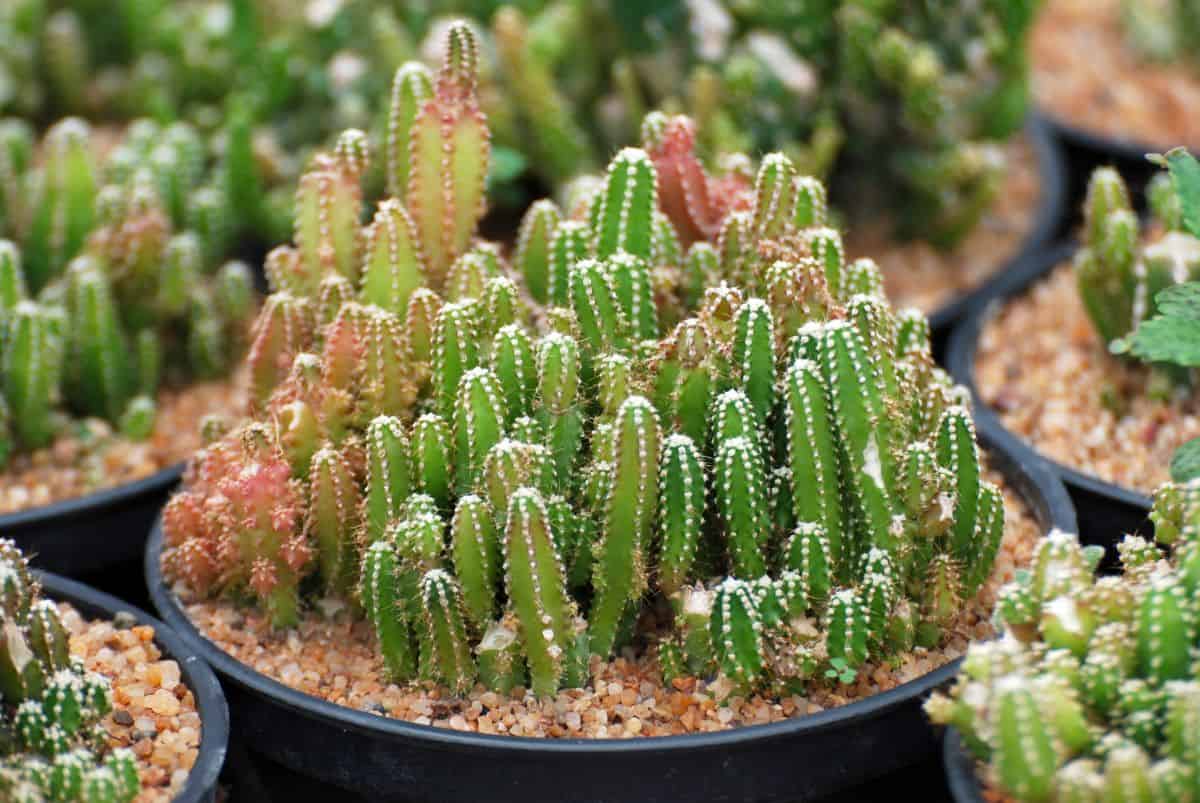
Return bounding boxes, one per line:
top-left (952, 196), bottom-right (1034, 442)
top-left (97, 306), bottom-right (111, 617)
top-left (0, 538), bottom-right (228, 802)
top-left (951, 150), bottom-right (1200, 550)
top-left (0, 115), bottom-right (258, 576)
top-left (145, 22), bottom-right (1073, 803)
top-left (930, 478), bottom-right (1200, 802)
top-left (1032, 0), bottom-right (1200, 171)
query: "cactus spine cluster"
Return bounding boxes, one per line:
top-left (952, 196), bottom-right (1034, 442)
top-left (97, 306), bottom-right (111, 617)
top-left (0, 540), bottom-right (138, 803)
top-left (928, 480), bottom-right (1200, 802)
top-left (0, 116), bottom-right (257, 466)
top-left (163, 22), bottom-right (1005, 701)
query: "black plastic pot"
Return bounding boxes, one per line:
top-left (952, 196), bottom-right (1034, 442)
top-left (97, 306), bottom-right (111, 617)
top-left (38, 570), bottom-right (229, 803)
top-left (946, 242), bottom-right (1154, 559)
top-left (1039, 112), bottom-right (1179, 230)
top-left (942, 728), bottom-right (986, 803)
top-left (2, 464), bottom-right (184, 595)
top-left (144, 432), bottom-right (1074, 803)
top-left (925, 114), bottom-right (1069, 357)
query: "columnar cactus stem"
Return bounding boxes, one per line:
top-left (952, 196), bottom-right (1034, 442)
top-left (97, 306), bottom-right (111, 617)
top-left (784, 358), bottom-right (842, 561)
top-left (657, 434), bottom-right (705, 596)
top-left (503, 487), bottom-right (575, 696)
top-left (412, 413), bottom-right (453, 511)
top-left (825, 588), bottom-right (870, 669)
top-left (710, 578), bottom-right (765, 685)
top-left (453, 368), bottom-right (506, 495)
top-left (591, 396), bottom-right (660, 656)
top-left (360, 199), bottom-right (424, 316)
top-left (607, 252), bottom-right (657, 342)
top-left (3, 302), bottom-right (63, 449)
top-left (514, 199), bottom-right (561, 306)
top-left (433, 301), bottom-right (480, 419)
top-left (247, 292), bottom-right (314, 406)
top-left (26, 119), bottom-right (95, 292)
top-left (546, 220), bottom-right (589, 308)
top-left (360, 541), bottom-right (416, 681)
top-left (591, 148), bottom-right (656, 262)
top-left (450, 494), bottom-right (498, 628)
top-left (732, 298), bottom-right (776, 425)
top-left (407, 22), bottom-right (489, 286)
top-left (419, 569), bottom-right (477, 693)
top-left (492, 324), bottom-right (536, 423)
top-left (716, 435), bottom-right (769, 578)
top-left (363, 416), bottom-right (412, 545)
top-left (386, 63), bottom-right (434, 200)
top-left (307, 447), bottom-right (360, 596)
top-left (67, 266), bottom-right (131, 422)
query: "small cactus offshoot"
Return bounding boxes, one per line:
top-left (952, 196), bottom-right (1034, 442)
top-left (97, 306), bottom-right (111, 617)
top-left (0, 540), bottom-right (138, 803)
top-left (163, 23), bottom-right (1004, 700)
top-left (927, 480), bottom-right (1200, 803)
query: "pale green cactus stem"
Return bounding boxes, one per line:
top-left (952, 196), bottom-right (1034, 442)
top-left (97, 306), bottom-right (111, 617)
top-left (359, 198), bottom-right (425, 316)
top-left (732, 298), bottom-right (776, 425)
top-left (716, 435), bottom-right (769, 578)
top-left (26, 119), bottom-right (95, 292)
top-left (503, 486), bottom-right (575, 696)
top-left (590, 395), bottom-right (660, 656)
top-left (386, 62), bottom-right (434, 200)
top-left (294, 144), bottom-right (364, 286)
top-left (842, 258), bottom-right (886, 300)
top-left (453, 367), bottom-right (506, 495)
top-left (407, 22), bottom-right (489, 287)
top-left (1136, 575), bottom-right (1193, 684)
top-left (753, 153), bottom-right (798, 241)
top-left (568, 257), bottom-right (625, 360)
top-left (546, 219), bottom-right (589, 307)
top-left (360, 541), bottom-right (416, 681)
top-left (793, 175), bottom-right (828, 229)
top-left (1075, 167), bottom-right (1140, 345)
top-left (536, 332), bottom-right (584, 483)
top-left (657, 433), bottom-right (705, 596)
top-left (991, 678), bottom-right (1060, 802)
top-left (308, 447), bottom-right (360, 597)
top-left (419, 569), bottom-right (477, 693)
top-left (450, 494), bottom-right (498, 628)
top-left (783, 358), bottom-right (842, 562)
top-left (493, 7), bottom-right (590, 184)
top-left (363, 415), bottom-right (412, 545)
top-left (514, 200), bottom-right (561, 306)
top-left (412, 413), bottom-right (453, 511)
top-left (710, 578), bottom-right (765, 685)
top-left (591, 148), bottom-right (656, 262)
top-left (491, 324), bottom-right (536, 423)
top-left (432, 301), bottom-right (480, 419)
top-left (66, 265), bottom-right (132, 422)
top-left (3, 301), bottom-right (64, 449)
top-left (246, 292), bottom-right (314, 406)
top-left (361, 307), bottom-right (410, 419)
top-left (482, 439), bottom-right (554, 518)
top-left (607, 252), bottom-right (657, 342)
top-left (0, 240), bottom-right (27, 322)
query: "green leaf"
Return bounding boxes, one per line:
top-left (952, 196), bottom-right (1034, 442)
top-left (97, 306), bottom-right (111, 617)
top-left (1172, 437), bottom-right (1200, 482)
top-left (1155, 282), bottom-right (1200, 321)
top-left (1122, 314), bottom-right (1200, 366)
top-left (1156, 148), bottom-right (1200, 239)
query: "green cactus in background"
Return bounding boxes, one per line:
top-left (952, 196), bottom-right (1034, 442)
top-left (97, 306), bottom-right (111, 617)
top-left (928, 481), bottom-right (1200, 802)
top-left (0, 540), bottom-right (139, 803)
top-left (162, 23), bottom-right (1005, 701)
top-left (0, 117), bottom-right (258, 469)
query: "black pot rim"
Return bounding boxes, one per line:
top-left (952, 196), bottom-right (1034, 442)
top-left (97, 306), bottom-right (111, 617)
top-left (0, 462), bottom-right (184, 532)
top-left (37, 569), bottom-right (229, 803)
top-left (1038, 108), bottom-right (1178, 166)
top-left (942, 727), bottom-right (985, 803)
top-left (926, 113), bottom-right (1068, 333)
top-left (946, 240), bottom-right (1155, 515)
top-left (144, 433), bottom-right (1075, 759)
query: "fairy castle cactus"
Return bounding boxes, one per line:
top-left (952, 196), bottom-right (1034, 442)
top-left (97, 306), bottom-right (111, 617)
top-left (0, 541), bottom-right (138, 803)
top-left (927, 480), bottom-right (1200, 803)
top-left (163, 23), bottom-right (1004, 700)
top-left (0, 117), bottom-right (257, 466)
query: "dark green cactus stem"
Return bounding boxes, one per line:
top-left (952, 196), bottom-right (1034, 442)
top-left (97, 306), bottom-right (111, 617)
top-left (825, 588), bottom-right (870, 669)
top-left (783, 358), bottom-right (842, 562)
top-left (492, 325), bottom-right (536, 423)
top-left (450, 494), bottom-right (498, 629)
top-left (503, 487), bottom-right (575, 697)
top-left (716, 435), bottom-right (769, 579)
top-left (433, 301), bottom-right (480, 420)
top-left (412, 413), bottom-right (453, 510)
top-left (420, 569), bottom-right (477, 693)
top-left (732, 298), bottom-right (776, 425)
top-left (360, 541), bottom-right (416, 682)
top-left (752, 153), bottom-right (797, 241)
top-left (657, 434), bottom-right (705, 596)
top-left (607, 252), bottom-right (657, 342)
top-left (364, 416), bottom-right (412, 545)
top-left (546, 220), bottom-right (588, 308)
top-left (569, 258), bottom-right (625, 359)
top-left (514, 200), bottom-right (561, 306)
top-left (591, 148), bottom-right (656, 262)
top-left (3, 302), bottom-right (63, 449)
top-left (67, 265), bottom-right (131, 421)
top-left (784, 522), bottom-right (833, 605)
top-left (591, 396), bottom-right (660, 656)
top-left (710, 579), bottom-right (764, 686)
top-left (453, 368), bottom-right (506, 495)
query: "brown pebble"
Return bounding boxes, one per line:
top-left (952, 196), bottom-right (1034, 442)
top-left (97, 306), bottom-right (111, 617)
top-left (113, 709), bottom-right (134, 726)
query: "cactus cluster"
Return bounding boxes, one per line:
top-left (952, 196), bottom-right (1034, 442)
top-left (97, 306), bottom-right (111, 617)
top-left (0, 540), bottom-right (138, 803)
top-left (927, 480), bottom-right (1200, 803)
top-left (0, 116), bottom-right (257, 468)
top-left (162, 22), bottom-right (1005, 700)
top-left (1074, 163), bottom-right (1200, 358)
